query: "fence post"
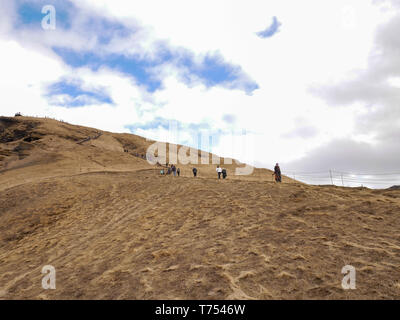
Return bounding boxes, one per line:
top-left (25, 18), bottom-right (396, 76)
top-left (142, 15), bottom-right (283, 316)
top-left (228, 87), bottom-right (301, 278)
top-left (341, 173), bottom-right (344, 187)
top-left (329, 170), bottom-right (333, 185)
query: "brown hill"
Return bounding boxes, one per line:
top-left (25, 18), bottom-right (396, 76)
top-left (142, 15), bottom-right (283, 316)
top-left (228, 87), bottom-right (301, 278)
top-left (0, 116), bottom-right (292, 190)
top-left (0, 116), bottom-right (399, 299)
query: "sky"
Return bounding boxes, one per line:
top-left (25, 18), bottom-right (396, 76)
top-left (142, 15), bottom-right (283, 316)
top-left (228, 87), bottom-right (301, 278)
top-left (0, 0), bottom-right (399, 188)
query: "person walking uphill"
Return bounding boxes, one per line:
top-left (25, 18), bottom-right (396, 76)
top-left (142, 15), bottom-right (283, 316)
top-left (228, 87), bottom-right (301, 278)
top-left (222, 168), bottom-right (227, 179)
top-left (171, 164), bottom-right (177, 176)
top-left (216, 165), bottom-right (222, 179)
top-left (273, 163), bottom-right (282, 183)
top-left (192, 167), bottom-right (197, 177)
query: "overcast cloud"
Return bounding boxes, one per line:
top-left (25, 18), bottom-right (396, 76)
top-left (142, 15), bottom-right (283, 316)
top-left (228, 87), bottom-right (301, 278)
top-left (291, 0), bottom-right (400, 187)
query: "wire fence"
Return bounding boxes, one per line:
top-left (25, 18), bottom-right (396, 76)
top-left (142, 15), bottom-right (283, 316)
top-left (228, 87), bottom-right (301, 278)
top-left (283, 170), bottom-right (400, 189)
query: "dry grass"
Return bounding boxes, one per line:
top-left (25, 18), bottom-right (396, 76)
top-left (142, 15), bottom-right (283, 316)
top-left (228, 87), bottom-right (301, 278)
top-left (0, 116), bottom-right (400, 299)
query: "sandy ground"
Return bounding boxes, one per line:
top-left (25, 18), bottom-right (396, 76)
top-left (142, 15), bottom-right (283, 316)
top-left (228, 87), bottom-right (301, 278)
top-left (1, 116), bottom-right (400, 299)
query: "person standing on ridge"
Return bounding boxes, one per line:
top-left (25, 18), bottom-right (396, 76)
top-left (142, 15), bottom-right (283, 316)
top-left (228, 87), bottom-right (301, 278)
top-left (273, 163), bottom-right (282, 183)
top-left (216, 165), bottom-right (222, 179)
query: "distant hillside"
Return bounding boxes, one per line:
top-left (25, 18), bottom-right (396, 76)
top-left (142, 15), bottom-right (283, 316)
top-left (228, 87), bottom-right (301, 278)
top-left (0, 116), bottom-right (295, 190)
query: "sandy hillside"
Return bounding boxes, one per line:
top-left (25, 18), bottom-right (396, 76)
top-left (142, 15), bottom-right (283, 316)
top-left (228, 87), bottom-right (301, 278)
top-left (1, 116), bottom-right (400, 299)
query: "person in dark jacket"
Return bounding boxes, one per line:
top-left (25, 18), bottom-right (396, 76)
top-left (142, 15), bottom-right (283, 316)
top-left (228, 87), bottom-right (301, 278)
top-left (273, 163), bottom-right (281, 182)
top-left (177, 168), bottom-right (180, 176)
top-left (171, 164), bottom-right (177, 176)
top-left (222, 168), bottom-right (227, 179)
top-left (192, 167), bottom-right (197, 177)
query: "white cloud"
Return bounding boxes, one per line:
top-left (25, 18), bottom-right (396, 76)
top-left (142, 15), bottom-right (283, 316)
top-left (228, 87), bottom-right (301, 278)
top-left (0, 39), bottom-right (64, 115)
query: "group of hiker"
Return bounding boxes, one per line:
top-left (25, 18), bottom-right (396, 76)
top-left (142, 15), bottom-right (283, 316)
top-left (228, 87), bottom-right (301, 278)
top-left (216, 165), bottom-right (227, 179)
top-left (191, 166), bottom-right (227, 179)
top-left (160, 164), bottom-right (180, 176)
top-left (160, 162), bottom-right (282, 182)
top-left (160, 164), bottom-right (228, 180)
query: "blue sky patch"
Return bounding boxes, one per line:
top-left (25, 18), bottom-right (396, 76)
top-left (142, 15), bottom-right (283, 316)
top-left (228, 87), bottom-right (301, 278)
top-left (180, 54), bottom-right (240, 85)
top-left (77, 16), bottom-right (134, 45)
top-left (222, 114), bottom-right (237, 124)
top-left (52, 48), bottom-right (163, 92)
top-left (16, 0), bottom-right (72, 30)
top-left (257, 16), bottom-right (282, 38)
top-left (45, 79), bottom-right (113, 108)
top-left (53, 46), bottom-right (259, 94)
top-left (177, 53), bottom-right (259, 93)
